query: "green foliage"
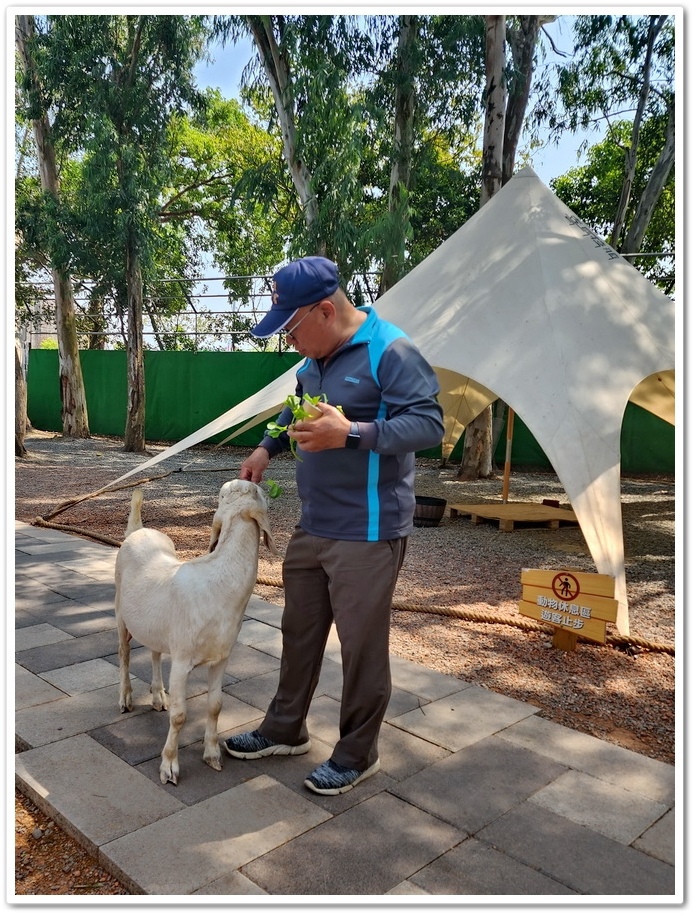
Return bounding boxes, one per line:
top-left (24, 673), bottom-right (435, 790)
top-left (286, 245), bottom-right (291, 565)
top-left (551, 118), bottom-right (675, 291)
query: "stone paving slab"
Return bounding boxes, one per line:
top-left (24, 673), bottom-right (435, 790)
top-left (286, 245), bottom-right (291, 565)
top-left (530, 769), bottom-right (670, 845)
top-left (15, 578), bottom-right (77, 606)
top-left (38, 658), bottom-right (125, 695)
top-left (477, 800), bottom-right (675, 896)
top-left (408, 836), bottom-right (578, 896)
top-left (388, 654), bottom-right (469, 701)
top-left (391, 735), bottom-right (568, 834)
top-left (16, 629), bottom-right (122, 673)
top-left (500, 715), bottom-right (675, 804)
top-left (15, 622), bottom-right (75, 652)
top-left (15, 522), bottom-right (85, 542)
top-left (16, 734), bottom-right (185, 854)
top-left (89, 692), bottom-right (264, 767)
top-left (15, 663), bottom-right (67, 709)
top-left (99, 774), bottom-right (333, 895)
top-left (192, 872), bottom-right (269, 895)
top-left (389, 683), bottom-right (539, 751)
top-left (23, 603), bottom-right (116, 638)
top-left (240, 789), bottom-right (464, 896)
top-left (633, 808), bottom-right (676, 865)
top-left (16, 681), bottom-right (149, 747)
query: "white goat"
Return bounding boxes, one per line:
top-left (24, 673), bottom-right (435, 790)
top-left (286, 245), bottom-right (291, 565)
top-left (114, 479), bottom-right (275, 785)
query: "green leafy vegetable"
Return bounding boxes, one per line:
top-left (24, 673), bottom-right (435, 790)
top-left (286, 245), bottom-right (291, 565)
top-left (265, 393), bottom-right (343, 460)
top-left (265, 480), bottom-right (283, 499)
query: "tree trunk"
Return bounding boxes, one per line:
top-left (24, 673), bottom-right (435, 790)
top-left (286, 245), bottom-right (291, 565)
top-left (459, 14), bottom-right (505, 478)
top-left (622, 98), bottom-right (675, 258)
top-left (609, 15), bottom-right (667, 249)
top-left (503, 16), bottom-right (552, 184)
top-left (480, 15), bottom-right (506, 206)
top-left (123, 237), bottom-right (146, 452)
top-left (457, 404), bottom-right (494, 480)
top-left (246, 15), bottom-right (322, 249)
top-left (379, 15), bottom-right (418, 296)
top-left (15, 14), bottom-right (90, 439)
top-left (15, 342), bottom-right (28, 457)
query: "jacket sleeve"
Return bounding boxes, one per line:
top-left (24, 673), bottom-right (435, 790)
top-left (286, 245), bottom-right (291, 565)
top-left (372, 337), bottom-right (444, 454)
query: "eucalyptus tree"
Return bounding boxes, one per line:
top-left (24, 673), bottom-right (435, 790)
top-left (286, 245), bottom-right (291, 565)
top-left (15, 14), bottom-right (90, 438)
top-left (539, 14), bottom-right (675, 260)
top-left (27, 14), bottom-right (209, 451)
top-left (551, 121), bottom-right (675, 293)
top-left (354, 14), bottom-right (485, 294)
top-left (460, 13), bottom-right (556, 480)
top-left (213, 13), bottom-right (373, 278)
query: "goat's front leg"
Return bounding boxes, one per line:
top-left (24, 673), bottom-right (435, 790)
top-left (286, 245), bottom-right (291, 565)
top-left (203, 657), bottom-right (227, 771)
top-left (159, 658), bottom-right (191, 786)
top-left (117, 616), bottom-right (133, 713)
top-left (150, 651), bottom-right (168, 711)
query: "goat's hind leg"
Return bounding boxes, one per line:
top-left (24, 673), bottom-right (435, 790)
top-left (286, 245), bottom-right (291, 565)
top-left (150, 651), bottom-right (168, 711)
top-left (203, 657), bottom-right (227, 771)
top-left (117, 617), bottom-right (133, 713)
top-left (159, 658), bottom-right (190, 785)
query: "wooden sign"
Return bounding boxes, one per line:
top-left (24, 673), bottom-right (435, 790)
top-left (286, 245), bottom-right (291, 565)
top-left (519, 569), bottom-right (618, 650)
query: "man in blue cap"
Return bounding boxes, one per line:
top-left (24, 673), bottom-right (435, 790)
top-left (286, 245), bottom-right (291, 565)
top-left (225, 255), bottom-right (444, 794)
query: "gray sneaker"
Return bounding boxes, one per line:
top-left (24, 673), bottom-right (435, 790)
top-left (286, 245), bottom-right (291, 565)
top-left (304, 758), bottom-right (380, 795)
top-left (224, 729), bottom-right (311, 759)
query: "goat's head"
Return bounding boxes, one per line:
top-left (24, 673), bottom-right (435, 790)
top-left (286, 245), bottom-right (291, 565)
top-left (208, 479), bottom-right (277, 554)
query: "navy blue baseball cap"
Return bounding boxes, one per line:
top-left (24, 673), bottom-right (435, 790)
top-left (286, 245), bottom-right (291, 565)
top-left (252, 256), bottom-right (340, 338)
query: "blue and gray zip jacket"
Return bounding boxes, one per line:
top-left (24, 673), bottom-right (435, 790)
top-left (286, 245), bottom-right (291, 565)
top-left (258, 306), bottom-right (444, 542)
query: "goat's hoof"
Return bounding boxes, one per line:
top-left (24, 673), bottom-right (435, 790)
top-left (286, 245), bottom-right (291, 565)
top-left (160, 766), bottom-right (178, 786)
top-left (205, 756), bottom-right (222, 772)
top-left (151, 692), bottom-right (168, 711)
top-left (119, 701), bottom-right (133, 713)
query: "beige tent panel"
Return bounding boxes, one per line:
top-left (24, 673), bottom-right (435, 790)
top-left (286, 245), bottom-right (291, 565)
top-left (435, 368), bottom-right (496, 459)
top-left (629, 370), bottom-right (675, 425)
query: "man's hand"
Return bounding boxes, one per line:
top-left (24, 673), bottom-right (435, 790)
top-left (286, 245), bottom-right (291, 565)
top-left (239, 446), bottom-right (271, 482)
top-left (289, 402), bottom-right (352, 452)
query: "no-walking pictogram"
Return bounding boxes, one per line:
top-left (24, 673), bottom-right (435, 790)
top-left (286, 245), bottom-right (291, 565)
top-left (552, 572), bottom-right (580, 602)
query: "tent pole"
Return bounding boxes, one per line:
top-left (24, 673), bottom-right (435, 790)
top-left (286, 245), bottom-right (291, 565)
top-left (502, 407), bottom-right (515, 503)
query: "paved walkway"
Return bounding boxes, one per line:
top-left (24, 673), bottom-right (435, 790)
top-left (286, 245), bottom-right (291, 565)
top-left (14, 520), bottom-right (679, 900)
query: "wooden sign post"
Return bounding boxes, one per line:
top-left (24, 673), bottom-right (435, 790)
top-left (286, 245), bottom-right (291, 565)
top-left (518, 569), bottom-right (618, 651)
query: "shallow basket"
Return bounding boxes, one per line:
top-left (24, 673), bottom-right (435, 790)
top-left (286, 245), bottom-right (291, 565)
top-left (413, 495), bottom-right (447, 528)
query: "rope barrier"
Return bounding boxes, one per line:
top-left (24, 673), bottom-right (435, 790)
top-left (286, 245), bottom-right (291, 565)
top-left (254, 575), bottom-right (674, 655)
top-left (30, 516), bottom-right (675, 658)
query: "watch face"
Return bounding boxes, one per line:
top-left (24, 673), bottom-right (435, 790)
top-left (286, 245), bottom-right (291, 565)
top-left (346, 424), bottom-right (360, 449)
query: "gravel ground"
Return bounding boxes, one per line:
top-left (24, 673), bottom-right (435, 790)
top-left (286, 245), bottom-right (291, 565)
top-left (14, 429), bottom-right (677, 895)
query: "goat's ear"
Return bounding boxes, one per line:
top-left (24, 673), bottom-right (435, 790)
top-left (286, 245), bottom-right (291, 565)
top-left (246, 508), bottom-right (278, 556)
top-left (209, 516), bottom-right (222, 553)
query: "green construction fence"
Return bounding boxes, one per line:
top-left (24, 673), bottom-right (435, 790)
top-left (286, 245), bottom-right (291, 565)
top-left (26, 349), bottom-right (675, 474)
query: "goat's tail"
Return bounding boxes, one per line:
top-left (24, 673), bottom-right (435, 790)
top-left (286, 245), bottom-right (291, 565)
top-left (125, 488), bottom-right (145, 538)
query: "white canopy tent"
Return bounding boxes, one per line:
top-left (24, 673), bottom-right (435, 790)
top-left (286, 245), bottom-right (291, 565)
top-left (108, 168), bottom-right (675, 635)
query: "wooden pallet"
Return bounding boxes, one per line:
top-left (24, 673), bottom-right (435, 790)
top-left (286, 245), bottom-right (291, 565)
top-left (447, 502), bottom-right (578, 533)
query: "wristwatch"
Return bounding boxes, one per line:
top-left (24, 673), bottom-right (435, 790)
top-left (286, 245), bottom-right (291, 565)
top-left (345, 421), bottom-right (361, 449)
